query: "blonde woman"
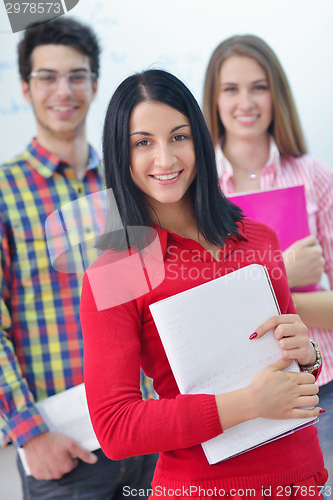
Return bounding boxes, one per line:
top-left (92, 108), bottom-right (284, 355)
top-left (203, 35), bottom-right (333, 489)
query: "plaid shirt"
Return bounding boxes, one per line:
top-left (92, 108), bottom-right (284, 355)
top-left (0, 139), bottom-right (155, 448)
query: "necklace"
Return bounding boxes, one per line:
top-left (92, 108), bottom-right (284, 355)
top-left (249, 172), bottom-right (258, 180)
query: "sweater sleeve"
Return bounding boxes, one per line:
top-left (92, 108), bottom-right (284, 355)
top-left (81, 272), bottom-right (222, 460)
top-left (313, 157), bottom-right (333, 288)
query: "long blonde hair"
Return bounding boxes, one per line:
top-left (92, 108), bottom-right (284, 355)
top-left (203, 34), bottom-right (307, 156)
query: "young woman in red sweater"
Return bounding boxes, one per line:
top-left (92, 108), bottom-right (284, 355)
top-left (80, 69), bottom-right (327, 499)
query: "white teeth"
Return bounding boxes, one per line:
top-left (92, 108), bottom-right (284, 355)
top-left (236, 115), bottom-right (257, 122)
top-left (153, 172), bottom-right (180, 180)
top-left (52, 106), bottom-right (75, 111)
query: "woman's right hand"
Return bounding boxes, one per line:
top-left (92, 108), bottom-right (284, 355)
top-left (283, 235), bottom-right (325, 288)
top-left (249, 357), bottom-right (321, 420)
top-left (215, 358), bottom-right (322, 431)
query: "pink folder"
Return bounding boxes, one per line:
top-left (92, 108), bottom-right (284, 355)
top-left (228, 185), bottom-right (316, 292)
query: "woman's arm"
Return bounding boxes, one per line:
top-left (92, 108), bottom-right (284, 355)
top-left (282, 235), bottom-right (325, 288)
top-left (292, 290), bottom-right (333, 330)
top-left (283, 237), bottom-right (333, 329)
top-left (81, 272), bottom-right (223, 460)
top-left (217, 312), bottom-right (322, 430)
top-left (216, 357), bottom-right (319, 430)
top-left (284, 159), bottom-right (333, 329)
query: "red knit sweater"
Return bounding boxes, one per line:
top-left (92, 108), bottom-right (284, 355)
top-left (81, 219), bottom-right (324, 493)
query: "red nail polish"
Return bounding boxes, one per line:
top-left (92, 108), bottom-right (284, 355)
top-left (319, 409), bottom-right (326, 414)
top-left (249, 332), bottom-right (258, 340)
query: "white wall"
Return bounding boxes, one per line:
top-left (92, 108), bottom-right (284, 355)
top-left (0, 0), bottom-right (333, 166)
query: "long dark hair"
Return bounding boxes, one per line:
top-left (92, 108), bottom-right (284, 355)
top-left (98, 69), bottom-right (242, 251)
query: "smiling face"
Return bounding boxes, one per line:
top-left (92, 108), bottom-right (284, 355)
top-left (21, 44), bottom-right (97, 142)
top-left (129, 100), bottom-right (197, 214)
top-left (217, 55), bottom-right (273, 143)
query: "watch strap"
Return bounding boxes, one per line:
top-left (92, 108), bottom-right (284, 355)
top-left (299, 339), bottom-right (322, 374)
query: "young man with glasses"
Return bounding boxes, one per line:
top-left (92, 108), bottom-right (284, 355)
top-left (0, 17), bottom-right (157, 499)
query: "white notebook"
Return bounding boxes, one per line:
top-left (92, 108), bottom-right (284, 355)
top-left (18, 383), bottom-right (100, 475)
top-left (149, 264), bottom-right (317, 464)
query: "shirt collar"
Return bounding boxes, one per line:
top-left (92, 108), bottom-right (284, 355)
top-left (155, 221), bottom-right (247, 262)
top-left (217, 135), bottom-right (282, 181)
top-left (24, 138), bottom-right (101, 178)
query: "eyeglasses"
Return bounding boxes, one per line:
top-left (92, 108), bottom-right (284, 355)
top-left (29, 70), bottom-right (97, 91)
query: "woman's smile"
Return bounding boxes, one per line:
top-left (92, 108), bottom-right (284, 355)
top-left (129, 101), bottom-right (197, 210)
top-left (150, 170), bottom-right (183, 182)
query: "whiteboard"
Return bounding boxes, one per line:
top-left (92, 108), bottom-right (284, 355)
top-left (0, 0), bottom-right (333, 167)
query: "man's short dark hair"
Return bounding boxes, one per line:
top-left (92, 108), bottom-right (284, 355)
top-left (18, 17), bottom-right (101, 82)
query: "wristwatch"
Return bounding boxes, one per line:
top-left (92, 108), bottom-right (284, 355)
top-left (299, 339), bottom-right (322, 374)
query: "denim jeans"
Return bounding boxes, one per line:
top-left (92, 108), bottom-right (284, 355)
top-left (316, 379), bottom-right (333, 493)
top-left (17, 448), bottom-right (158, 500)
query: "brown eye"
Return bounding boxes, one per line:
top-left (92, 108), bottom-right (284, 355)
top-left (173, 134), bottom-right (187, 142)
top-left (136, 139), bottom-right (150, 147)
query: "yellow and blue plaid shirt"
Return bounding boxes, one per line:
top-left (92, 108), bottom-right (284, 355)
top-left (0, 139), bottom-right (154, 448)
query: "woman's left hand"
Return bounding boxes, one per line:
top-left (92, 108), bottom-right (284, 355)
top-left (252, 314), bottom-right (316, 367)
